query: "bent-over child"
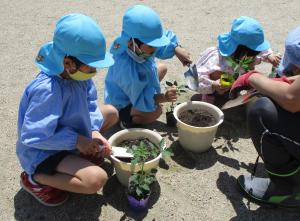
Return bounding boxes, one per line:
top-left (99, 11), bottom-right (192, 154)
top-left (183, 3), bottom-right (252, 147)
top-left (17, 13), bottom-right (118, 206)
top-left (105, 5), bottom-right (192, 128)
top-left (195, 16), bottom-right (280, 104)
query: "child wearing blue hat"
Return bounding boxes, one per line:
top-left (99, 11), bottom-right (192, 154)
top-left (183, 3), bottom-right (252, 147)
top-left (17, 13), bottom-right (118, 206)
top-left (105, 5), bottom-right (192, 128)
top-left (276, 26), bottom-right (300, 77)
top-left (194, 16), bottom-right (281, 103)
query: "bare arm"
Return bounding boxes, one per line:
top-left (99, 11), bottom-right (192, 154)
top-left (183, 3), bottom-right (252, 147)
top-left (249, 74), bottom-right (300, 112)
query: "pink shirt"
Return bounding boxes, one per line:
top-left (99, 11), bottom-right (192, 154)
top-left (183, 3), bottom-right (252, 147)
top-left (196, 47), bottom-right (272, 94)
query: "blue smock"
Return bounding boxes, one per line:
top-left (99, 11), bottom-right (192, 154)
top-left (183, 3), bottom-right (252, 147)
top-left (16, 72), bottom-right (103, 175)
top-left (104, 31), bottom-right (178, 112)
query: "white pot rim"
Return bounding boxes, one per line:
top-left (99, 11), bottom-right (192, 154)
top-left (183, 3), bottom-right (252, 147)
top-left (109, 128), bottom-right (164, 165)
top-left (173, 101), bottom-right (224, 129)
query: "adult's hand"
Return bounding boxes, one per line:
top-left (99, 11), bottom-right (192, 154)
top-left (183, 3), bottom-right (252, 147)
top-left (229, 70), bottom-right (260, 99)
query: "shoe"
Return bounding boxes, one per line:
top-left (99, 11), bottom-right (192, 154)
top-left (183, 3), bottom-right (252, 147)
top-left (237, 174), bottom-right (300, 207)
top-left (20, 172), bottom-right (69, 206)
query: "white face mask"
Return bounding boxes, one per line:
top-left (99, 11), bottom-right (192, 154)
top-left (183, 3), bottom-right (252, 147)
top-left (126, 39), bottom-right (155, 63)
top-left (126, 48), bottom-right (146, 63)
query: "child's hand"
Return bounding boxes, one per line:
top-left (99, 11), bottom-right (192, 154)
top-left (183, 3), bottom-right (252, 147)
top-left (76, 134), bottom-right (102, 156)
top-left (91, 131), bottom-right (112, 157)
top-left (175, 46), bottom-right (192, 66)
top-left (165, 86), bottom-right (177, 102)
top-left (267, 53), bottom-right (281, 67)
top-left (212, 79), bottom-right (231, 95)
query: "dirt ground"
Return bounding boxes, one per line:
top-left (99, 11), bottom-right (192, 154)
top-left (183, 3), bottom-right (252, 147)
top-left (1, 0), bottom-right (300, 220)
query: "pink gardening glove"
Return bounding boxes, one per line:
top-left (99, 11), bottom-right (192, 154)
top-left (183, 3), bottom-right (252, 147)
top-left (230, 72), bottom-right (292, 99)
top-left (271, 76), bottom-right (292, 84)
top-left (229, 70), bottom-right (260, 99)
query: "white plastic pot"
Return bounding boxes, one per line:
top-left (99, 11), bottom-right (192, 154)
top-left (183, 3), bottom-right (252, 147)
top-left (109, 128), bottom-right (165, 187)
top-left (173, 101), bottom-right (224, 153)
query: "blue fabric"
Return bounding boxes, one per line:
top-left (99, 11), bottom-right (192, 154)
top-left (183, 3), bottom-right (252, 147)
top-left (16, 72), bottom-right (103, 175)
top-left (35, 13), bottom-right (114, 76)
top-left (105, 30), bottom-right (178, 112)
top-left (218, 16), bottom-right (270, 56)
top-left (110, 5), bottom-right (170, 56)
top-left (277, 26), bottom-right (300, 76)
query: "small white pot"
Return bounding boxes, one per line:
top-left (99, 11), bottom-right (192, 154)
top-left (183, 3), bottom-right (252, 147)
top-left (109, 128), bottom-right (165, 187)
top-left (173, 101), bottom-right (224, 153)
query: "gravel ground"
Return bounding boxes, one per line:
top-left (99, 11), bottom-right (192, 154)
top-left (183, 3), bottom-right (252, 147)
top-left (1, 1), bottom-right (300, 220)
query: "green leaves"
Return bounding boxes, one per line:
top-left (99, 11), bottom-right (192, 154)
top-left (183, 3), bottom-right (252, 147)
top-left (225, 56), bottom-right (255, 79)
top-left (128, 139), bottom-right (172, 200)
top-left (166, 81), bottom-right (173, 86)
top-left (164, 80), bottom-right (187, 112)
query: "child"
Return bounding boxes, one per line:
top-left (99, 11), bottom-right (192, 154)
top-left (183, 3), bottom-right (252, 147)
top-left (104, 5), bottom-right (192, 128)
top-left (276, 26), bottom-right (300, 77)
top-left (194, 16), bottom-right (281, 104)
top-left (17, 13), bottom-right (118, 206)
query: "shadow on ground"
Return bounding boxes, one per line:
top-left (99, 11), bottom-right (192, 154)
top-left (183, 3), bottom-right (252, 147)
top-left (102, 175), bottom-right (161, 221)
top-left (170, 140), bottom-right (264, 173)
top-left (216, 171), bottom-right (300, 221)
top-left (14, 190), bottom-right (105, 220)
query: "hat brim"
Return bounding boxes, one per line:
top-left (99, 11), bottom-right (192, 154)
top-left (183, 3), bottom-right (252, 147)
top-left (218, 33), bottom-right (271, 56)
top-left (79, 52), bottom-right (114, 68)
top-left (140, 34), bottom-right (170, 48)
top-left (250, 40), bottom-right (270, 52)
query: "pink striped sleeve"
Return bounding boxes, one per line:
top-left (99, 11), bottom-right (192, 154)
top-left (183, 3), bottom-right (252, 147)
top-left (196, 47), bottom-right (222, 94)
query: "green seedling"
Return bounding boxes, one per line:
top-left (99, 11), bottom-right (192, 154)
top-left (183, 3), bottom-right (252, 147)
top-left (128, 139), bottom-right (173, 200)
top-left (165, 80), bottom-right (187, 112)
top-left (224, 56), bottom-right (255, 79)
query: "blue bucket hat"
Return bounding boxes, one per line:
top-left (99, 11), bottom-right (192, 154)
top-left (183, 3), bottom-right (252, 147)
top-left (110, 5), bottom-right (170, 55)
top-left (218, 16), bottom-right (270, 56)
top-left (35, 13), bottom-right (114, 76)
top-left (277, 26), bottom-right (300, 76)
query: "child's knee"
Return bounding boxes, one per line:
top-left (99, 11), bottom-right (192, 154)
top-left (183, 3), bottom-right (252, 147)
top-left (83, 168), bottom-right (108, 193)
top-left (106, 105), bottom-right (119, 122)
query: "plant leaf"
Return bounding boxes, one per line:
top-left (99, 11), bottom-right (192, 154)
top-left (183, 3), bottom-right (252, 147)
top-left (166, 81), bottom-right (173, 86)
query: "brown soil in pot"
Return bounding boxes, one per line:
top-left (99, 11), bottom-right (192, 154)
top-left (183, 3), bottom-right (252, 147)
top-left (178, 109), bottom-right (217, 127)
top-left (117, 137), bottom-right (160, 162)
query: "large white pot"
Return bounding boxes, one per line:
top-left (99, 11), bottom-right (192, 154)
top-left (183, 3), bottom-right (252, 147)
top-left (109, 128), bottom-right (165, 187)
top-left (173, 101), bottom-right (224, 153)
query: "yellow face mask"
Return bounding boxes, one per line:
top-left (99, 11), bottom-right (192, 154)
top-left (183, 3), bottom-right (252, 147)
top-left (69, 70), bottom-right (96, 81)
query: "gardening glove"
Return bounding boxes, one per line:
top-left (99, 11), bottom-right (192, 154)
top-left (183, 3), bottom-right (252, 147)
top-left (229, 70), bottom-right (260, 99)
top-left (230, 72), bottom-right (292, 99)
top-left (212, 79), bottom-right (231, 95)
top-left (271, 76), bottom-right (292, 84)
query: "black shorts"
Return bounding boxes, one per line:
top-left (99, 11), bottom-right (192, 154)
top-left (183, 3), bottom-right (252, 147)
top-left (35, 151), bottom-right (71, 175)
